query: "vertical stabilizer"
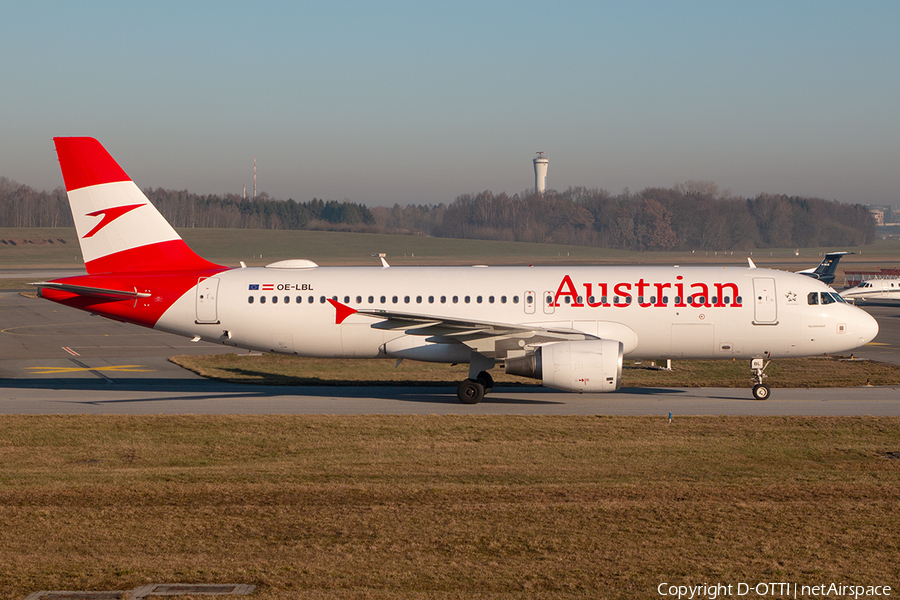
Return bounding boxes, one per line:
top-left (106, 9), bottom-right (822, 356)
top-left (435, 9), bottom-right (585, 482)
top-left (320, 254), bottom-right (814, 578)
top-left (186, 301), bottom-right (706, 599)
top-left (53, 137), bottom-right (221, 274)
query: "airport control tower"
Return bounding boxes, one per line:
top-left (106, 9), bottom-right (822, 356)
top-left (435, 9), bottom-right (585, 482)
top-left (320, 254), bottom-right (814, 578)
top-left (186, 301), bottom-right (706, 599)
top-left (533, 151), bottom-right (549, 194)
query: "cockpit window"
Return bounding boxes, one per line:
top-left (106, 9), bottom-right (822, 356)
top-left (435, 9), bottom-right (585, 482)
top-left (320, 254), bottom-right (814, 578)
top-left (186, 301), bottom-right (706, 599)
top-left (809, 291), bottom-right (846, 305)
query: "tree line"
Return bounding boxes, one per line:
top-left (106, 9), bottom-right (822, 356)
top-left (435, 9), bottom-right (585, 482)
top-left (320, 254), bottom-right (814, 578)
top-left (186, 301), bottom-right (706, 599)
top-left (0, 176), bottom-right (876, 250)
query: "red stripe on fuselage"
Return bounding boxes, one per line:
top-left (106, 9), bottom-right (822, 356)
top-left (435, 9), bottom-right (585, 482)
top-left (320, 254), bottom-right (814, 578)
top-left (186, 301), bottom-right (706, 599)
top-left (54, 137), bottom-right (131, 191)
top-left (85, 240), bottom-right (223, 274)
top-left (40, 268), bottom-right (229, 329)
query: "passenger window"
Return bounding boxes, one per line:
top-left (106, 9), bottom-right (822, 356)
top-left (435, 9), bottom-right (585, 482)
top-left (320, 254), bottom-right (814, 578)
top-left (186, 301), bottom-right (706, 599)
top-left (501, 296), bottom-right (507, 303)
top-left (319, 296), bottom-right (326, 303)
top-left (489, 296), bottom-right (495, 303)
top-left (356, 296), bottom-right (362, 303)
top-left (380, 296), bottom-right (386, 303)
top-left (476, 296), bottom-right (483, 303)
top-left (404, 296), bottom-right (410, 303)
top-left (392, 296), bottom-right (398, 304)
top-left (428, 296), bottom-right (434, 303)
top-left (284, 296), bottom-right (290, 304)
top-left (440, 295), bottom-right (446, 303)
top-left (296, 296), bottom-right (302, 303)
top-left (260, 296), bottom-right (266, 304)
top-left (272, 296), bottom-right (278, 304)
top-left (308, 296), bottom-right (314, 304)
top-left (808, 292), bottom-right (819, 305)
top-left (416, 296), bottom-right (422, 303)
top-left (452, 296), bottom-right (458, 304)
top-left (465, 296), bottom-right (471, 304)
top-left (368, 296), bottom-right (374, 303)
top-left (248, 296), bottom-right (254, 304)
top-left (344, 296), bottom-right (350, 303)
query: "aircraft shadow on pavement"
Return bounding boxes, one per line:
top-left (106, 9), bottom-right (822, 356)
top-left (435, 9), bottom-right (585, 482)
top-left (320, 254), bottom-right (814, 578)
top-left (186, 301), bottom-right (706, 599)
top-left (0, 377), bottom-right (701, 406)
top-left (0, 377), bottom-right (566, 405)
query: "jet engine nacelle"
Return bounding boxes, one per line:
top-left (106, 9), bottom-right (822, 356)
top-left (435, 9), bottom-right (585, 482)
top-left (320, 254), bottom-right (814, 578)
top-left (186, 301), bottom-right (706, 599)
top-left (505, 339), bottom-right (623, 393)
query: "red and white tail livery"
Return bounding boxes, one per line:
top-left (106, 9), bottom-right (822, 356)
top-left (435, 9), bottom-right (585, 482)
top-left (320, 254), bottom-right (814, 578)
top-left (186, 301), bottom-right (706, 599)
top-left (35, 137), bottom-right (880, 403)
top-left (54, 137), bottom-right (219, 274)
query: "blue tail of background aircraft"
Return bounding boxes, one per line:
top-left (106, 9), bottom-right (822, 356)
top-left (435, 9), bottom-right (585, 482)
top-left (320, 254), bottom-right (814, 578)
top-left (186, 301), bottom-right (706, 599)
top-left (797, 251), bottom-right (851, 285)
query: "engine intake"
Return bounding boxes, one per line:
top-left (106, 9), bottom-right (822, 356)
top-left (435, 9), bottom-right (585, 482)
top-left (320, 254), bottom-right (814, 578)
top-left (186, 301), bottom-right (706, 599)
top-left (505, 339), bottom-right (623, 392)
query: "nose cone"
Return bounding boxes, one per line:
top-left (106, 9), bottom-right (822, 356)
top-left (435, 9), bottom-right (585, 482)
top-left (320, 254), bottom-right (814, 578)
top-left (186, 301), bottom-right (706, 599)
top-left (855, 307), bottom-right (879, 347)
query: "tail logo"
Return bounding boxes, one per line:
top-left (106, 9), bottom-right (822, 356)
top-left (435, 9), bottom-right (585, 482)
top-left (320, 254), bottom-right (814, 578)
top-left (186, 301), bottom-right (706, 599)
top-left (83, 203), bottom-right (145, 238)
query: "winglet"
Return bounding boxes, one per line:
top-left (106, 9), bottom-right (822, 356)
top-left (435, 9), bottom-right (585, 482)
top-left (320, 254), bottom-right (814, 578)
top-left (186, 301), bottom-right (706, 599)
top-left (327, 298), bottom-right (358, 324)
top-left (747, 257), bottom-right (757, 269)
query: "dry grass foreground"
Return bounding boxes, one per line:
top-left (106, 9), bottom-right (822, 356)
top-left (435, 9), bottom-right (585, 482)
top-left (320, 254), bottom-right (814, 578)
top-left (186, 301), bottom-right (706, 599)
top-left (1, 415), bottom-right (899, 599)
top-left (169, 353), bottom-right (900, 389)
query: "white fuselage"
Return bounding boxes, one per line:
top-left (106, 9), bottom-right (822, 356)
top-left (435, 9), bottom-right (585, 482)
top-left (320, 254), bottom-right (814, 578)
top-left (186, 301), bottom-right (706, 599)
top-left (153, 264), bottom-right (878, 361)
top-left (841, 279), bottom-right (900, 303)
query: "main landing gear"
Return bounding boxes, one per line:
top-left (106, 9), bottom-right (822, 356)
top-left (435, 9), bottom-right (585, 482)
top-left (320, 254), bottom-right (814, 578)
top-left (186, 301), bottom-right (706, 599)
top-left (751, 358), bottom-right (771, 400)
top-left (457, 371), bottom-right (494, 404)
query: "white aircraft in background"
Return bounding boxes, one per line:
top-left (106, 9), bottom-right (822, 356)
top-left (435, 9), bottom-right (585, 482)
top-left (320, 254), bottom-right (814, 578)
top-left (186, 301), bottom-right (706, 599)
top-left (35, 138), bottom-right (879, 403)
top-left (841, 279), bottom-right (900, 303)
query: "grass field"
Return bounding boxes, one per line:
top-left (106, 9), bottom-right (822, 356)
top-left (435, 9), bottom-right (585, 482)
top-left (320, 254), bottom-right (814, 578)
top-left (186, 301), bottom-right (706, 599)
top-left (2, 226), bottom-right (900, 272)
top-left (1, 415), bottom-right (898, 600)
top-left (169, 353), bottom-right (900, 389)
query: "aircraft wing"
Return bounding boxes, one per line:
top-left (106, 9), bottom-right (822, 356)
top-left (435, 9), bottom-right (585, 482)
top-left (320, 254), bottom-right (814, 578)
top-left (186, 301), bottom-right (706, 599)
top-left (328, 299), bottom-right (595, 356)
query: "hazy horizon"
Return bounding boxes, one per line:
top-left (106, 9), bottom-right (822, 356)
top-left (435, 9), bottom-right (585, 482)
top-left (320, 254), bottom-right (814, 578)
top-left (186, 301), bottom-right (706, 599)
top-left (4, 2), bottom-right (899, 208)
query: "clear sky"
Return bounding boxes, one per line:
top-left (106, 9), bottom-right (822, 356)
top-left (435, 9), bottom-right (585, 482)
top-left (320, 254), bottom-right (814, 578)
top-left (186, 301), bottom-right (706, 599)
top-left (3, 1), bottom-right (899, 207)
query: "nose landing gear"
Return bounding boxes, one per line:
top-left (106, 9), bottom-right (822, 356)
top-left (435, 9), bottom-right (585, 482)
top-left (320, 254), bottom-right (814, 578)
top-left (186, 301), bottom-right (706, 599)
top-left (751, 358), bottom-right (771, 400)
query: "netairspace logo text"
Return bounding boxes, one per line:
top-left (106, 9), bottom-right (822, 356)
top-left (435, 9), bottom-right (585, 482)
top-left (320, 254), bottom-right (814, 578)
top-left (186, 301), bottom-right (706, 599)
top-left (657, 582), bottom-right (892, 599)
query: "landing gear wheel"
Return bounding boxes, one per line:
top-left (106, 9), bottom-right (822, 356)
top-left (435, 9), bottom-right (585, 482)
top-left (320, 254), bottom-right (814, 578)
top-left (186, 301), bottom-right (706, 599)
top-left (752, 384), bottom-right (771, 400)
top-left (476, 371), bottom-right (494, 393)
top-left (457, 379), bottom-right (485, 404)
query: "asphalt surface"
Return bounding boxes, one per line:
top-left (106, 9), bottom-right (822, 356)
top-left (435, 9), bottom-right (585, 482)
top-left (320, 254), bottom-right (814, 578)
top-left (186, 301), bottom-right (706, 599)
top-left (2, 283), bottom-right (899, 416)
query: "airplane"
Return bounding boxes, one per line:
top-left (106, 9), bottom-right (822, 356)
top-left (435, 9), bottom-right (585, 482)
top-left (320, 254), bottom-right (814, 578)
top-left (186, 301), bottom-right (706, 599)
top-left (841, 279), bottom-right (900, 303)
top-left (796, 251), bottom-right (851, 285)
top-left (34, 137), bottom-right (879, 403)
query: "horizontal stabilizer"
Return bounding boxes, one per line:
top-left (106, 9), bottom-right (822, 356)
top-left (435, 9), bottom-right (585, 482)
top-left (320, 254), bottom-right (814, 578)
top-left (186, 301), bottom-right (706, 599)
top-left (32, 281), bottom-right (151, 299)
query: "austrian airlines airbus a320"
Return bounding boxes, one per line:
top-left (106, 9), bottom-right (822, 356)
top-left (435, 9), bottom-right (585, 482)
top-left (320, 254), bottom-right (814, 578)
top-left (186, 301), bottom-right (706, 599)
top-left (35, 138), bottom-right (879, 403)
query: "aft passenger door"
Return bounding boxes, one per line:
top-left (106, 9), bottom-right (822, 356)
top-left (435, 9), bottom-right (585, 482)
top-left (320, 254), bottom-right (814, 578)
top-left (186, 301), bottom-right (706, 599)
top-left (196, 277), bottom-right (220, 324)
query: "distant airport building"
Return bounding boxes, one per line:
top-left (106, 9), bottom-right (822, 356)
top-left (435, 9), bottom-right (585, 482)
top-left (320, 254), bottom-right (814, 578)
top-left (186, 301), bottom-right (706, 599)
top-left (533, 152), bottom-right (549, 194)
